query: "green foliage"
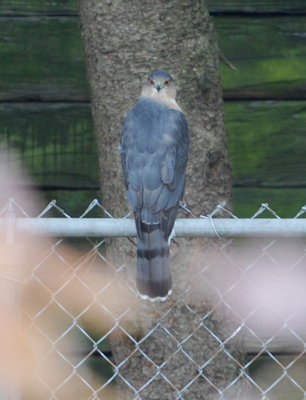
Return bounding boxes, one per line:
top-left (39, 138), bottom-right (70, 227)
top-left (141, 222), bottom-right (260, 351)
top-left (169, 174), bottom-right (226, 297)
top-left (43, 190), bottom-right (102, 218)
top-left (0, 18), bottom-right (87, 95)
top-left (0, 104), bottom-right (99, 188)
top-left (226, 101), bottom-right (306, 186)
top-left (208, 0), bottom-right (306, 12)
top-left (233, 188), bottom-right (306, 217)
top-left (217, 17), bottom-right (306, 90)
top-left (0, 0), bottom-right (77, 13)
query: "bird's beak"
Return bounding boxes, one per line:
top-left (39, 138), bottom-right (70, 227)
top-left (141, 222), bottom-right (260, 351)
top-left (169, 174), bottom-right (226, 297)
top-left (155, 81), bottom-right (163, 92)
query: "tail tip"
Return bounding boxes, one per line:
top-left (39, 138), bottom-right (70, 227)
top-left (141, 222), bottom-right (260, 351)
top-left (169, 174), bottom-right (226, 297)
top-left (136, 277), bottom-right (172, 302)
top-left (137, 289), bottom-right (172, 302)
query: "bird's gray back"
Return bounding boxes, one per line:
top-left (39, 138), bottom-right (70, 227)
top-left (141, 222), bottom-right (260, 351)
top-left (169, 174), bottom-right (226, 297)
top-left (120, 97), bottom-right (188, 238)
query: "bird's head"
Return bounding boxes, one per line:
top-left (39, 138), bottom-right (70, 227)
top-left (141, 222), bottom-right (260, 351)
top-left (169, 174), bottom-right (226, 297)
top-left (142, 70), bottom-right (177, 99)
top-left (147, 70), bottom-right (174, 92)
top-left (141, 70), bottom-right (181, 110)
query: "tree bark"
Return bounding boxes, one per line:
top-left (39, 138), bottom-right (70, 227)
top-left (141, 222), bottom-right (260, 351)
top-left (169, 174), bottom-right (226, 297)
top-left (80, 0), bottom-right (245, 398)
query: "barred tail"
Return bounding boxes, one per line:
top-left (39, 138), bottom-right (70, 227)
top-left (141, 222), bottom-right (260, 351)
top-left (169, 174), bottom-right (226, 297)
top-left (136, 225), bottom-right (172, 300)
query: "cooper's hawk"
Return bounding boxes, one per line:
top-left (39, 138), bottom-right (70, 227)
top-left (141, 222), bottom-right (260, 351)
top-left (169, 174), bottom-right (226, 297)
top-left (120, 71), bottom-right (189, 300)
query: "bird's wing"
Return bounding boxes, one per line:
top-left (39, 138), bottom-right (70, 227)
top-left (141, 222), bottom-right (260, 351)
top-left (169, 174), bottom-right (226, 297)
top-left (120, 98), bottom-right (188, 238)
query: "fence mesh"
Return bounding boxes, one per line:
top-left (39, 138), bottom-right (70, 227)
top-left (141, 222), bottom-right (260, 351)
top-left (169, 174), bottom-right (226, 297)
top-left (0, 199), bottom-right (306, 399)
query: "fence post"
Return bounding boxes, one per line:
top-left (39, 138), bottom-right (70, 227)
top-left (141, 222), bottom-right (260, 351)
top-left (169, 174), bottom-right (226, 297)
top-left (0, 200), bottom-right (21, 400)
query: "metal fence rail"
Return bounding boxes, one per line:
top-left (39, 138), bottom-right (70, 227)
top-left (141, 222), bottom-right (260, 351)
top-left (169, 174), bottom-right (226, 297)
top-left (3, 217), bottom-right (306, 237)
top-left (0, 199), bottom-right (306, 399)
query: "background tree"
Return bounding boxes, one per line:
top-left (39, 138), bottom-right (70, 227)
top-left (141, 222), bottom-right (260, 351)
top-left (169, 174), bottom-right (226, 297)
top-left (79, 0), bottom-right (244, 398)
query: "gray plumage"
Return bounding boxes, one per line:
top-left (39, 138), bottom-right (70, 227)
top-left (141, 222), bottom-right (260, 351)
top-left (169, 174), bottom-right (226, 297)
top-left (120, 71), bottom-right (189, 300)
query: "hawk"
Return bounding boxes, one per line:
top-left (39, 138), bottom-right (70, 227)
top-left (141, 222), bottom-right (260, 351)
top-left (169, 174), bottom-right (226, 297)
top-left (120, 70), bottom-right (189, 300)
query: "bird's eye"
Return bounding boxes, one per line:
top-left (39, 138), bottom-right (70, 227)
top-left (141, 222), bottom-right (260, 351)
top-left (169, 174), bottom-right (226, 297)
top-left (165, 80), bottom-right (171, 86)
top-left (149, 80), bottom-right (155, 86)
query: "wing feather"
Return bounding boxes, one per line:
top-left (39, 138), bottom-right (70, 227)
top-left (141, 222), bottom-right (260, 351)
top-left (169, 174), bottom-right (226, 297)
top-left (120, 97), bottom-right (188, 238)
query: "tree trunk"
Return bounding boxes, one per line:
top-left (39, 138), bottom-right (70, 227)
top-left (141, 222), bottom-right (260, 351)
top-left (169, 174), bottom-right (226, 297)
top-left (79, 0), bottom-right (245, 398)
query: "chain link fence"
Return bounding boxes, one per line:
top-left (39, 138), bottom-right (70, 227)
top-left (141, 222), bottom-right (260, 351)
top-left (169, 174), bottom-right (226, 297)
top-left (0, 199), bottom-right (306, 399)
